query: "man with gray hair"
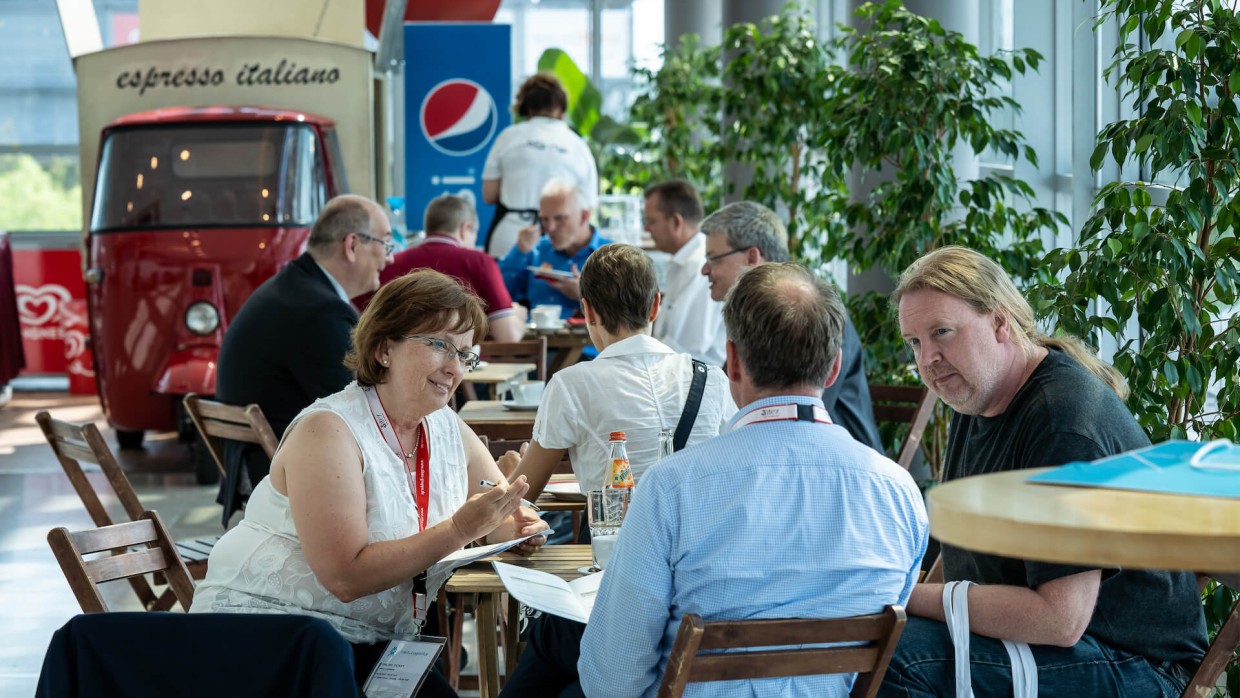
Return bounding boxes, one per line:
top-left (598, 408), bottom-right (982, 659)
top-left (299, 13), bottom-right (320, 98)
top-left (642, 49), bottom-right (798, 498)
top-left (215, 194), bottom-right (393, 524)
top-left (576, 262), bottom-right (928, 697)
top-left (499, 178), bottom-right (611, 319)
top-left (357, 194), bottom-right (527, 341)
top-left (699, 201), bottom-right (882, 451)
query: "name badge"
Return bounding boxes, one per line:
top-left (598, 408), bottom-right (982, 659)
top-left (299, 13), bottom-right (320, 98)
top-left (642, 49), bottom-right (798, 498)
top-left (363, 636), bottom-right (447, 698)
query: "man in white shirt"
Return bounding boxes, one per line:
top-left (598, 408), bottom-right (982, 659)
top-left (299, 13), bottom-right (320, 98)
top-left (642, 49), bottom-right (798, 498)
top-left (644, 180), bottom-right (727, 367)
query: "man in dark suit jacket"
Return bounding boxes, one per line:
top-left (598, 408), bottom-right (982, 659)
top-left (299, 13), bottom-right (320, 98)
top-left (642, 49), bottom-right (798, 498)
top-left (214, 195), bottom-right (394, 525)
top-left (698, 201), bottom-right (882, 451)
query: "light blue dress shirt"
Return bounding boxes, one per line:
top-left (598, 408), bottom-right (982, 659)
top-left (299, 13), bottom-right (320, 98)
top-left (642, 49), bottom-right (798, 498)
top-left (578, 395), bottom-right (929, 698)
top-left (498, 227), bottom-right (610, 318)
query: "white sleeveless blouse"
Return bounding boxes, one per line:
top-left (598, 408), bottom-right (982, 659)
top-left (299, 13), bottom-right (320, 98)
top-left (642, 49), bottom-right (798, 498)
top-left (190, 382), bottom-right (469, 643)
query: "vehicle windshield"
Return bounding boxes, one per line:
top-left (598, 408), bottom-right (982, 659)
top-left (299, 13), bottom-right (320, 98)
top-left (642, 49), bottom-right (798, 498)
top-left (90, 122), bottom-right (327, 232)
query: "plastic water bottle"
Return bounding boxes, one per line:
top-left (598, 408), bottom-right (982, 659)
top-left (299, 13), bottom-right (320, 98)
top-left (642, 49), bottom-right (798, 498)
top-left (386, 196), bottom-right (409, 250)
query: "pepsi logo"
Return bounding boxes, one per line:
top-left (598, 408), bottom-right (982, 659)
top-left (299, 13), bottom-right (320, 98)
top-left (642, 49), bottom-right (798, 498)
top-left (420, 79), bottom-right (498, 156)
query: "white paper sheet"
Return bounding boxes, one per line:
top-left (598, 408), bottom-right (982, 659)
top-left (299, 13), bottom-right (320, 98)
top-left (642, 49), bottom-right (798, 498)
top-left (492, 561), bottom-right (603, 624)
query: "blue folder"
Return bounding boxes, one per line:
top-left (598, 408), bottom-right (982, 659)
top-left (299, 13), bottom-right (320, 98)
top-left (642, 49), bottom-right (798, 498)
top-left (1027, 439), bottom-right (1240, 498)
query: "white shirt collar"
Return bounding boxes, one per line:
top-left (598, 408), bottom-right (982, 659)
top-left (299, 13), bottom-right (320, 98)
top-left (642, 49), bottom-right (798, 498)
top-left (596, 333), bottom-right (676, 359)
top-left (314, 258), bottom-right (352, 305)
top-left (670, 232), bottom-right (706, 267)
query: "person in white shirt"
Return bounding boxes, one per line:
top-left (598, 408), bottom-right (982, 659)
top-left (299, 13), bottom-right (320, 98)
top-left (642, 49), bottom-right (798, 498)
top-left (506, 243), bottom-right (735, 499)
top-left (644, 180), bottom-right (727, 367)
top-left (482, 73), bottom-right (598, 258)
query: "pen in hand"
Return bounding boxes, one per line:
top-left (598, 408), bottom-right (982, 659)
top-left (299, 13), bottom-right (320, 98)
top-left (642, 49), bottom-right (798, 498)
top-left (479, 479), bottom-right (540, 511)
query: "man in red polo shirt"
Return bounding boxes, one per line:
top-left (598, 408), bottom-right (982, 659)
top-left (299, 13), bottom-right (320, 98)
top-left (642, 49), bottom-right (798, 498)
top-left (356, 194), bottom-right (527, 341)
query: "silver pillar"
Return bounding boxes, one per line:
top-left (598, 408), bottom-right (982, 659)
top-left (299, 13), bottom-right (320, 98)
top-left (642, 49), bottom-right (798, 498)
top-left (721, 0), bottom-right (812, 202)
top-left (665, 0), bottom-right (722, 50)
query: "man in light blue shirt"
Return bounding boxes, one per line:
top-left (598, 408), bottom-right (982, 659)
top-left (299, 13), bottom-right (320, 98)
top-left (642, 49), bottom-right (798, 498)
top-left (498, 179), bottom-right (610, 319)
top-left (571, 263), bottom-right (926, 696)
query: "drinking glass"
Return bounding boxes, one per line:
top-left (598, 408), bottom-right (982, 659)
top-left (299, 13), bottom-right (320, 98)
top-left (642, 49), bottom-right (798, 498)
top-left (587, 489), bottom-right (622, 571)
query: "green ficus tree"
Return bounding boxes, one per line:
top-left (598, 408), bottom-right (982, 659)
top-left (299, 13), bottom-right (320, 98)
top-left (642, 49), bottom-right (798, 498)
top-left (1035, 0), bottom-right (1240, 444)
top-left (827, 0), bottom-right (1062, 286)
top-left (625, 36), bottom-right (726, 208)
top-left (720, 7), bottom-right (847, 262)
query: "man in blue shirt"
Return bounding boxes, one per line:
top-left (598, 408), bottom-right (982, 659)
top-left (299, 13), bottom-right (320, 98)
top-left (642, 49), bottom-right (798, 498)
top-left (500, 263), bottom-right (928, 698)
top-left (498, 179), bottom-right (610, 318)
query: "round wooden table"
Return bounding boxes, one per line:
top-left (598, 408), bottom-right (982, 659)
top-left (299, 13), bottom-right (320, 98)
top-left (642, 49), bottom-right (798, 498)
top-left (929, 467), bottom-right (1240, 572)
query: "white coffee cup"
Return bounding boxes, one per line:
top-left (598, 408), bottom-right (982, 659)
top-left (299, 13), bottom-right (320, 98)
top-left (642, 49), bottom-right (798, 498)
top-left (500, 379), bottom-right (544, 406)
top-left (531, 305), bottom-right (561, 329)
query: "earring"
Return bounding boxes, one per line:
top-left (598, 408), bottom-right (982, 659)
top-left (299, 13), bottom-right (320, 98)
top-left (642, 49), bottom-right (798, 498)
top-left (382, 359), bottom-right (389, 366)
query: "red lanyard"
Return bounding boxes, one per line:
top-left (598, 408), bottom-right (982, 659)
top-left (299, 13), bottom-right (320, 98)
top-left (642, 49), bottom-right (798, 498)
top-left (363, 385), bottom-right (431, 531)
top-left (730, 403), bottom-right (833, 431)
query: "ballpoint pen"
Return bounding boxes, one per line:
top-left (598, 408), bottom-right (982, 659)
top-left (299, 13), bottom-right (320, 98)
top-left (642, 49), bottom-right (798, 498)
top-left (479, 479), bottom-right (540, 511)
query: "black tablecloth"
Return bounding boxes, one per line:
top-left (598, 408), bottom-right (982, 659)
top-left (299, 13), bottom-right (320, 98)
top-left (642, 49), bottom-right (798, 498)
top-left (36, 612), bottom-right (359, 698)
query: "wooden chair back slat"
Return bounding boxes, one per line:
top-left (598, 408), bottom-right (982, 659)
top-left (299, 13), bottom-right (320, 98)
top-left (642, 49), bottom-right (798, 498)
top-left (687, 648), bottom-right (880, 682)
top-left (47, 511), bottom-right (197, 613)
top-left (657, 606), bottom-right (906, 698)
top-left (36, 410), bottom-right (145, 524)
top-left (182, 393), bottom-right (279, 479)
top-left (479, 338), bottom-right (548, 382)
top-left (868, 385), bottom-right (937, 470)
top-left (1182, 576), bottom-right (1240, 697)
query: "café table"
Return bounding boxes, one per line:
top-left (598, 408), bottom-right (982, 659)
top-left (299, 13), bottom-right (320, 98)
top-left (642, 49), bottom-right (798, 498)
top-left (524, 324), bottom-right (592, 376)
top-left (459, 399), bottom-right (537, 440)
top-left (446, 545), bottom-right (593, 698)
top-left (929, 467), bottom-right (1240, 572)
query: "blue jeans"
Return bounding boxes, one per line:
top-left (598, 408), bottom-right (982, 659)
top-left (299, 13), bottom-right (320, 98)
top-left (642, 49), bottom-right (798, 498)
top-left (877, 617), bottom-right (1187, 697)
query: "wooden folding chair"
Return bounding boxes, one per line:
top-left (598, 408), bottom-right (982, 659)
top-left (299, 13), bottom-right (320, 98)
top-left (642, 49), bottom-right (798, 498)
top-left (1183, 575), bottom-right (1240, 697)
top-left (36, 410), bottom-right (218, 609)
top-left (657, 606), bottom-right (907, 698)
top-left (868, 385), bottom-right (937, 470)
top-left (182, 393), bottom-right (279, 479)
top-left (46, 510), bottom-right (197, 613)
top-left (479, 337), bottom-right (548, 382)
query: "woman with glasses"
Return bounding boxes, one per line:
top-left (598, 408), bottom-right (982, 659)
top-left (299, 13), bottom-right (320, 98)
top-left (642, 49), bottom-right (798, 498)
top-left (193, 270), bottom-right (548, 697)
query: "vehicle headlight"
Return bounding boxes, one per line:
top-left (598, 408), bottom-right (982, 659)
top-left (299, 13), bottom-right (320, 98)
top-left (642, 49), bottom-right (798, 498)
top-left (185, 301), bottom-right (220, 336)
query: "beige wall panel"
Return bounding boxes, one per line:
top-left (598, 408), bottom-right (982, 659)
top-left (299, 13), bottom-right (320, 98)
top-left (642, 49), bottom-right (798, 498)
top-left (139, 0), bottom-right (365, 47)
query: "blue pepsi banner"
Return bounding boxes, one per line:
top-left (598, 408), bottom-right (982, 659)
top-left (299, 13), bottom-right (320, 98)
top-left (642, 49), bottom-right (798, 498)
top-left (405, 23), bottom-right (511, 247)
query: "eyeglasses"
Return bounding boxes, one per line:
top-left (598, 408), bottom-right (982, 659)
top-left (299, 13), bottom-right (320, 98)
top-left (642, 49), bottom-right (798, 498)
top-left (403, 335), bottom-right (480, 370)
top-left (703, 247), bottom-right (746, 268)
top-left (356, 232), bottom-right (397, 255)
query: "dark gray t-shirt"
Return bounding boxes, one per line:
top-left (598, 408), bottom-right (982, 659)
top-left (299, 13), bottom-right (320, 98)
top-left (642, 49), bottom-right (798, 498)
top-left (942, 349), bottom-right (1208, 665)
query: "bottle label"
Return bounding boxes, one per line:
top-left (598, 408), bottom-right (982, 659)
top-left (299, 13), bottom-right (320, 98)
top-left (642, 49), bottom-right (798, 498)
top-left (610, 458), bottom-right (634, 488)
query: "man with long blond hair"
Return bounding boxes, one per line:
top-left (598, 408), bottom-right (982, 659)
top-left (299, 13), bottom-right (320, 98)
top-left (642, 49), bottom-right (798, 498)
top-left (880, 246), bottom-right (1206, 697)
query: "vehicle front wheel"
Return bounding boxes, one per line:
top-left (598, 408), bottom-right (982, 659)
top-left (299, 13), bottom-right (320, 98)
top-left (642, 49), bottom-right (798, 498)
top-left (116, 429), bottom-right (144, 450)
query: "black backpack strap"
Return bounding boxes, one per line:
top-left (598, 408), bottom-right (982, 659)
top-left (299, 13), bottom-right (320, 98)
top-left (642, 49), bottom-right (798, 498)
top-left (673, 360), bottom-right (709, 452)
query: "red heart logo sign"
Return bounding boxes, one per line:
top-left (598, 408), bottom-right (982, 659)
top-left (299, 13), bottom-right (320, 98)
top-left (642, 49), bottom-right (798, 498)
top-left (15, 284), bottom-right (72, 327)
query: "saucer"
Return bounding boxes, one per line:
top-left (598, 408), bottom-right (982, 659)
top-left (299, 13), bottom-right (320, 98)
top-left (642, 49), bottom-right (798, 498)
top-left (532, 322), bottom-right (565, 333)
top-left (544, 482), bottom-right (585, 501)
top-left (500, 400), bottom-right (539, 411)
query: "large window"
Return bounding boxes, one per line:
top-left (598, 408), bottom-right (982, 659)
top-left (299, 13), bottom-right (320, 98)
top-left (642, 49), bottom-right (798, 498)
top-left (496, 0), bottom-right (664, 120)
